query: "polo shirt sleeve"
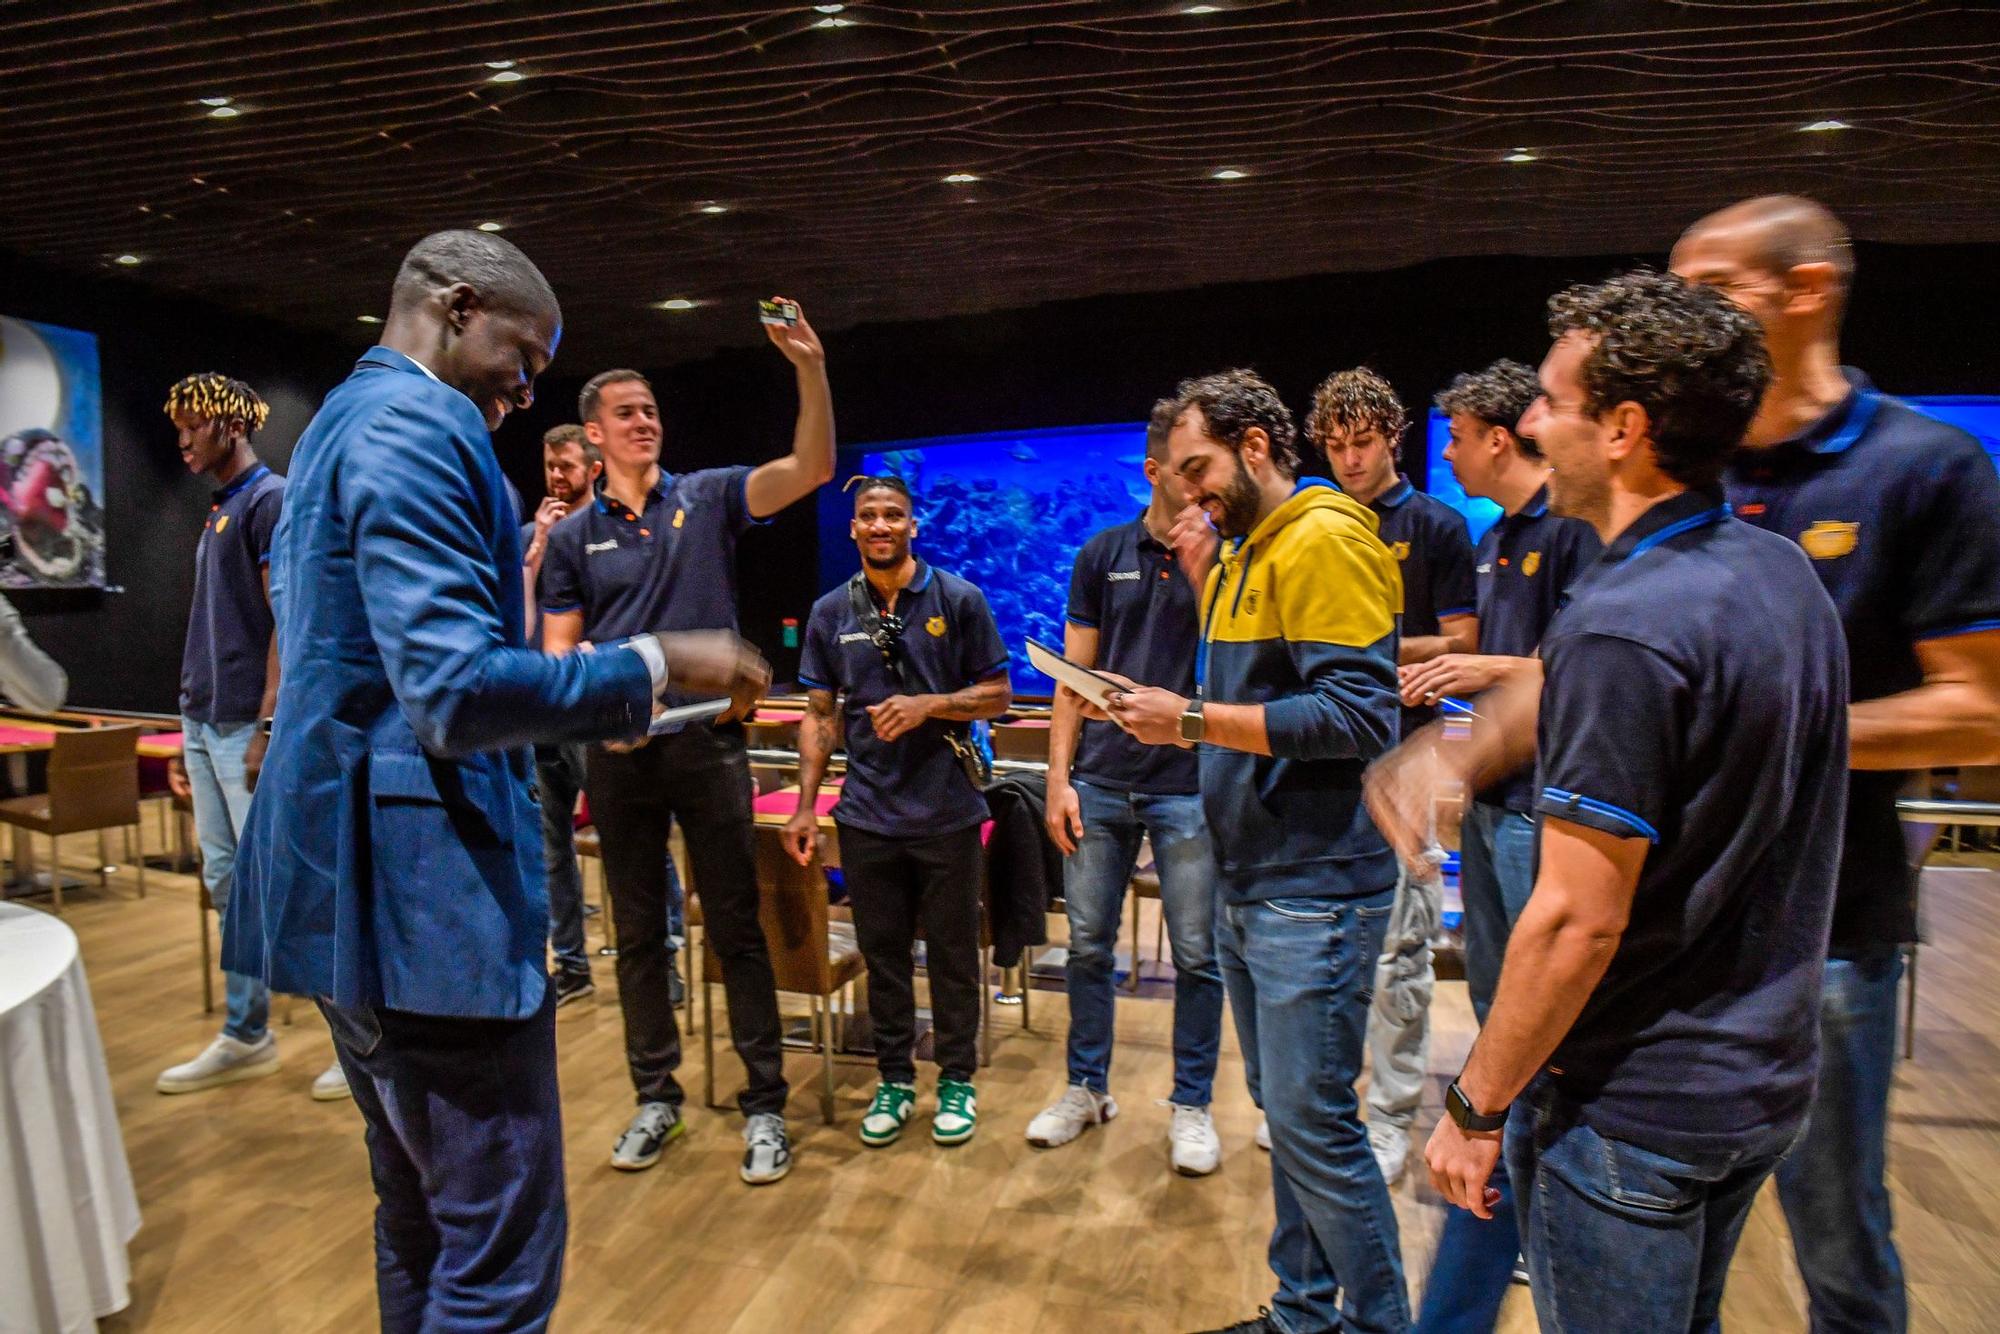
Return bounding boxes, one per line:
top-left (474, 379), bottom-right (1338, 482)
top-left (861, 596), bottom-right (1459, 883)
top-left (538, 516), bottom-right (585, 614)
top-left (957, 585), bottom-right (1011, 684)
top-left (1431, 509), bottom-right (1477, 619)
top-left (798, 599), bottom-right (838, 694)
top-left (1067, 533), bottom-right (1105, 627)
top-left (1534, 631), bottom-right (1682, 844)
top-left (690, 465), bottom-right (763, 537)
top-left (1902, 437), bottom-right (2000, 641)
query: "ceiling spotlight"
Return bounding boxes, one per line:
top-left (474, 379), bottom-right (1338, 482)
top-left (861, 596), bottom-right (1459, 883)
top-left (477, 220), bottom-right (505, 232)
top-left (357, 314), bottom-right (383, 324)
top-left (1504, 148), bottom-right (1537, 163)
top-left (813, 3), bottom-right (846, 11)
top-left (1211, 167), bottom-right (1246, 180)
top-left (1184, 4), bottom-right (1222, 12)
top-left (815, 15), bottom-right (855, 26)
top-left (698, 203), bottom-right (730, 215)
top-left (943, 172), bottom-right (980, 184)
top-left (1799, 119), bottom-right (1852, 132)
top-left (488, 69), bottom-right (525, 83)
top-left (199, 96), bottom-right (231, 107)
top-left (654, 298), bottom-right (699, 311)
top-left (114, 254), bottom-right (142, 266)
top-left (209, 105), bottom-right (241, 119)
top-left (485, 60), bottom-right (517, 70)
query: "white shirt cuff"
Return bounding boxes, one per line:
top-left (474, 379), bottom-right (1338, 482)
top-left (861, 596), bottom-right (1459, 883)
top-left (623, 635), bottom-right (669, 694)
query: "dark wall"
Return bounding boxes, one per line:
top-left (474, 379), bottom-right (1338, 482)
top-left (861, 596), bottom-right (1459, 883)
top-left (0, 250), bottom-right (358, 712)
top-left (506, 239), bottom-right (2000, 670)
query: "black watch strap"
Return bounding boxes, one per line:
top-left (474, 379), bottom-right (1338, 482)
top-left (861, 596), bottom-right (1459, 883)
top-left (1445, 1079), bottom-right (1508, 1133)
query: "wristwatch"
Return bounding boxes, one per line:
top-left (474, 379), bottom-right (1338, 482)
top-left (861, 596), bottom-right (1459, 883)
top-left (1445, 1079), bottom-right (1508, 1133)
top-left (1178, 699), bottom-right (1205, 744)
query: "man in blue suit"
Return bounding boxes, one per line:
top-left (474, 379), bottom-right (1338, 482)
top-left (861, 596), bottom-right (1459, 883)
top-left (226, 230), bottom-right (769, 1332)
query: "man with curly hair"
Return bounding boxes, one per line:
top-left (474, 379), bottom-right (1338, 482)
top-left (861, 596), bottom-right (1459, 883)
top-left (1106, 369), bottom-right (1409, 1334)
top-left (1378, 271), bottom-right (1849, 1332)
top-left (1306, 367), bottom-right (1477, 1190)
top-left (1675, 195), bottom-right (2000, 1334)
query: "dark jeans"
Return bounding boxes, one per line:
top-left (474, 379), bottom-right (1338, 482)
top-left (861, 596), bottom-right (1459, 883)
top-left (1776, 948), bottom-right (1908, 1333)
top-left (838, 821), bottom-right (985, 1084)
top-left (1507, 1078), bottom-right (1801, 1334)
top-left (587, 727), bottom-right (788, 1116)
top-left (536, 742), bottom-right (686, 976)
top-left (318, 986), bottom-right (565, 1334)
top-left (1217, 889), bottom-right (1408, 1334)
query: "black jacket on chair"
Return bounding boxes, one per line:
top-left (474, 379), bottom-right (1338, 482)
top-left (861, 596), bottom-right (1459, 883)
top-left (982, 773), bottom-right (1058, 967)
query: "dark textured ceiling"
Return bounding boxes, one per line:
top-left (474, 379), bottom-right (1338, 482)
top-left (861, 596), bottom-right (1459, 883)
top-left (5, 1), bottom-right (1999, 367)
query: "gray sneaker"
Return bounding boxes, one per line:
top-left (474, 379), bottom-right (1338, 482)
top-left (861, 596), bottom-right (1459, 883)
top-left (156, 1033), bottom-right (280, 1094)
top-left (611, 1102), bottom-right (685, 1171)
top-left (741, 1112), bottom-right (792, 1185)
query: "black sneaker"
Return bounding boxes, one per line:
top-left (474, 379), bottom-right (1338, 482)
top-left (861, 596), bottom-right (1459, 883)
top-left (553, 970), bottom-right (595, 1008)
top-left (1193, 1310), bottom-right (1280, 1334)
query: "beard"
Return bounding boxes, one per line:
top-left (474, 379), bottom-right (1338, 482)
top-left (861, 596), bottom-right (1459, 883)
top-left (862, 545), bottom-right (909, 571)
top-left (1212, 461), bottom-right (1264, 539)
top-left (1546, 462), bottom-right (1610, 527)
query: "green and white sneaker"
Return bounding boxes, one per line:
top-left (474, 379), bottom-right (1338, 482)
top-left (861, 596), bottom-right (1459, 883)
top-left (859, 1081), bottom-right (917, 1147)
top-left (933, 1078), bottom-right (978, 1146)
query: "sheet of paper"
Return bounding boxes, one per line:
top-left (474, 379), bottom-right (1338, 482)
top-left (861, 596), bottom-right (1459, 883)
top-left (647, 699), bottom-right (732, 735)
top-left (1026, 637), bottom-right (1128, 708)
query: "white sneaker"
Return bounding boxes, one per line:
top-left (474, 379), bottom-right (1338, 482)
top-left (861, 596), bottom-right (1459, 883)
top-left (156, 1033), bottom-right (280, 1094)
top-left (1025, 1084), bottom-right (1118, 1148)
top-left (1254, 1116), bottom-right (1271, 1151)
top-left (1369, 1120), bottom-right (1411, 1185)
top-left (1168, 1103), bottom-right (1222, 1176)
top-left (311, 1060), bottom-right (352, 1102)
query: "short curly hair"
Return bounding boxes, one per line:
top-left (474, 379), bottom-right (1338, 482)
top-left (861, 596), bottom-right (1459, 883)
top-left (1545, 270), bottom-right (1771, 490)
top-left (1434, 359), bottom-right (1542, 445)
top-left (1165, 369), bottom-right (1299, 478)
top-left (1306, 368), bottom-right (1407, 456)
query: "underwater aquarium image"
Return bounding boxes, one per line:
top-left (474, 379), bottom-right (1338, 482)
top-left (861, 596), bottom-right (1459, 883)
top-left (819, 423), bottom-right (1153, 696)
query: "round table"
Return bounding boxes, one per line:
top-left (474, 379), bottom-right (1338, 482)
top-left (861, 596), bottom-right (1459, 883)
top-left (0, 902), bottom-right (140, 1331)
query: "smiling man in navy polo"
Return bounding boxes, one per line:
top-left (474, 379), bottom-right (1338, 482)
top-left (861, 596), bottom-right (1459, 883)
top-left (1675, 195), bottom-right (2000, 1334)
top-left (539, 305), bottom-right (835, 1186)
top-left (1397, 270), bottom-right (1848, 1333)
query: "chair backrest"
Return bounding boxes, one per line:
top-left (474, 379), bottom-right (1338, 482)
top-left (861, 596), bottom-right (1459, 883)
top-left (716, 823), bottom-right (836, 996)
top-left (48, 725), bottom-right (141, 834)
top-left (991, 723), bottom-right (1050, 763)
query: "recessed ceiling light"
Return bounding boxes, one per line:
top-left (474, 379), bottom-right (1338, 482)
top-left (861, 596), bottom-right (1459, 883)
top-left (1800, 119), bottom-right (1852, 132)
top-left (485, 60), bottom-right (517, 70)
top-left (209, 105), bottom-right (241, 119)
top-left (654, 298), bottom-right (699, 311)
top-left (488, 69), bottom-right (525, 84)
top-left (199, 96), bottom-right (231, 107)
top-left (357, 315), bottom-right (383, 324)
top-left (697, 203), bottom-right (729, 215)
top-left (476, 221), bottom-right (505, 232)
top-left (1504, 149), bottom-right (1537, 163)
top-left (815, 15), bottom-right (855, 26)
top-left (943, 172), bottom-right (980, 184)
top-left (1184, 4), bottom-right (1222, 12)
top-left (813, 3), bottom-right (845, 11)
top-left (1211, 168), bottom-right (1247, 180)
top-left (114, 254), bottom-right (142, 266)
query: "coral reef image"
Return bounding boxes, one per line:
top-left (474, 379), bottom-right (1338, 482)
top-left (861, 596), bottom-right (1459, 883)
top-left (823, 423), bottom-right (1152, 696)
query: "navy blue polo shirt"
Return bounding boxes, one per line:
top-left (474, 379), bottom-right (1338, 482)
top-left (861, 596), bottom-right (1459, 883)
top-left (1065, 515), bottom-right (1200, 795)
top-left (1473, 484), bottom-right (1602, 810)
top-left (539, 466), bottom-right (760, 679)
top-left (1534, 490), bottom-right (1848, 1152)
top-left (1727, 370), bottom-right (2000, 954)
top-left (798, 561), bottom-right (1010, 837)
top-left (181, 463), bottom-right (286, 724)
top-left (1368, 477), bottom-right (1477, 737)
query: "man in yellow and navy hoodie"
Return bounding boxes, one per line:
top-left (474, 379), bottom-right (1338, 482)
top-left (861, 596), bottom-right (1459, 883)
top-left (1105, 369), bottom-right (1409, 1334)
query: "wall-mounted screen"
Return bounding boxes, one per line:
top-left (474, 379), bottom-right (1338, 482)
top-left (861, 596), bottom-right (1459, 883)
top-left (0, 316), bottom-right (105, 588)
top-left (820, 423), bottom-right (1150, 696)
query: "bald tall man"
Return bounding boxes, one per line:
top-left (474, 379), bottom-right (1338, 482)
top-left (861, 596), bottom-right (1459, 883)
top-left (1674, 196), bottom-right (2000, 1334)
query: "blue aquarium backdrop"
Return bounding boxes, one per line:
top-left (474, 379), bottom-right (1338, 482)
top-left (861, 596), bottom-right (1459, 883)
top-left (819, 423), bottom-right (1151, 697)
top-left (1423, 396), bottom-right (2000, 544)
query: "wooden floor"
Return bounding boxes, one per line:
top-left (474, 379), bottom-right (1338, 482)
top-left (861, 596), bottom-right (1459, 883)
top-left (29, 828), bottom-right (2000, 1332)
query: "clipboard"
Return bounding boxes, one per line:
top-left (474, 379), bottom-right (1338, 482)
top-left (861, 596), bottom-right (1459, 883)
top-left (1026, 637), bottom-right (1129, 708)
top-left (646, 698), bottom-right (732, 736)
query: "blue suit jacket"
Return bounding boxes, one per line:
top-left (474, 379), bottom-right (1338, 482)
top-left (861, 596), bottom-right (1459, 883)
top-left (225, 347), bottom-right (655, 1019)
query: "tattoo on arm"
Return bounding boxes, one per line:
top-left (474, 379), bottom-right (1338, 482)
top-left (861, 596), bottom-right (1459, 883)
top-left (930, 675), bottom-right (1011, 721)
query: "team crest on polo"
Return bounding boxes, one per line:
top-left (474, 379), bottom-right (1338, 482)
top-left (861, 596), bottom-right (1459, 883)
top-left (1521, 550), bottom-right (1541, 576)
top-left (1800, 520), bottom-right (1858, 560)
top-left (926, 615), bottom-right (947, 637)
top-left (1388, 540), bottom-right (1411, 561)
top-left (673, 509), bottom-right (686, 529)
top-left (215, 515), bottom-right (230, 533)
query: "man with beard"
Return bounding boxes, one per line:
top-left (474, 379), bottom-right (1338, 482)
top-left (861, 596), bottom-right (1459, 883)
top-left (785, 475), bottom-right (1011, 1149)
top-left (1104, 370), bottom-right (1408, 1334)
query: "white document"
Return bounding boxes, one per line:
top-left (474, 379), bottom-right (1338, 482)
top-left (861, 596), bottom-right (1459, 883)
top-left (647, 699), bottom-right (732, 735)
top-left (1026, 637), bottom-right (1130, 708)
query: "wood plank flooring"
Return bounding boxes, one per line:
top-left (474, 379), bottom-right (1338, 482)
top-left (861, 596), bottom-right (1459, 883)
top-left (27, 830), bottom-right (1999, 1331)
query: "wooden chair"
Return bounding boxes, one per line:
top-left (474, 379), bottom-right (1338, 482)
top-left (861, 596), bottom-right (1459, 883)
top-left (991, 723), bottom-right (1051, 764)
top-left (0, 725), bottom-right (143, 914)
top-left (703, 824), bottom-right (865, 1123)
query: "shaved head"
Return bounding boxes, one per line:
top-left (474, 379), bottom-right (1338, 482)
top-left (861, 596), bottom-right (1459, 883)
top-left (1675, 195), bottom-right (1854, 315)
top-left (390, 229), bottom-right (560, 325)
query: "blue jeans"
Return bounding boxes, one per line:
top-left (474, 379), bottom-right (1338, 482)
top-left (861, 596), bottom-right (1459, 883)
top-left (1063, 780), bottom-right (1223, 1106)
top-left (1776, 949), bottom-right (1907, 1333)
top-left (320, 983), bottom-right (566, 1333)
top-left (183, 716), bottom-right (269, 1043)
top-left (1417, 800), bottom-right (1537, 1334)
top-left (1506, 1078), bottom-right (1800, 1334)
top-left (1218, 889), bottom-right (1409, 1334)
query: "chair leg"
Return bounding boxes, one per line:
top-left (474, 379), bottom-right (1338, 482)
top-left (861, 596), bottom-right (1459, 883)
top-left (133, 825), bottom-right (146, 898)
top-left (1020, 961), bottom-right (1032, 1032)
top-left (702, 953), bottom-right (717, 1111)
top-left (682, 925), bottom-right (697, 1036)
top-left (200, 893), bottom-right (215, 1015)
top-left (47, 833), bottom-right (62, 915)
top-left (817, 995), bottom-right (835, 1125)
top-left (1902, 943), bottom-right (1919, 1061)
top-left (980, 945), bottom-right (993, 1068)
top-left (98, 829), bottom-right (110, 887)
top-left (1125, 892), bottom-right (1141, 994)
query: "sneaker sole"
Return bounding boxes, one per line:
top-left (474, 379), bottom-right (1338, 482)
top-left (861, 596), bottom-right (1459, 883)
top-left (740, 1157), bottom-right (793, 1186)
top-left (311, 1082), bottom-right (354, 1103)
top-left (155, 1054), bottom-right (281, 1095)
top-left (1026, 1099), bottom-right (1117, 1148)
top-left (610, 1117), bottom-right (687, 1171)
top-left (1172, 1157), bottom-right (1221, 1177)
top-left (859, 1122), bottom-right (908, 1148)
top-left (553, 984), bottom-right (596, 1009)
top-left (932, 1124), bottom-right (976, 1146)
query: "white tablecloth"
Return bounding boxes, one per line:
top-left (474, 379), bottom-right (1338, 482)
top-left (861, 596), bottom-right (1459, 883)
top-left (0, 902), bottom-right (140, 1333)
